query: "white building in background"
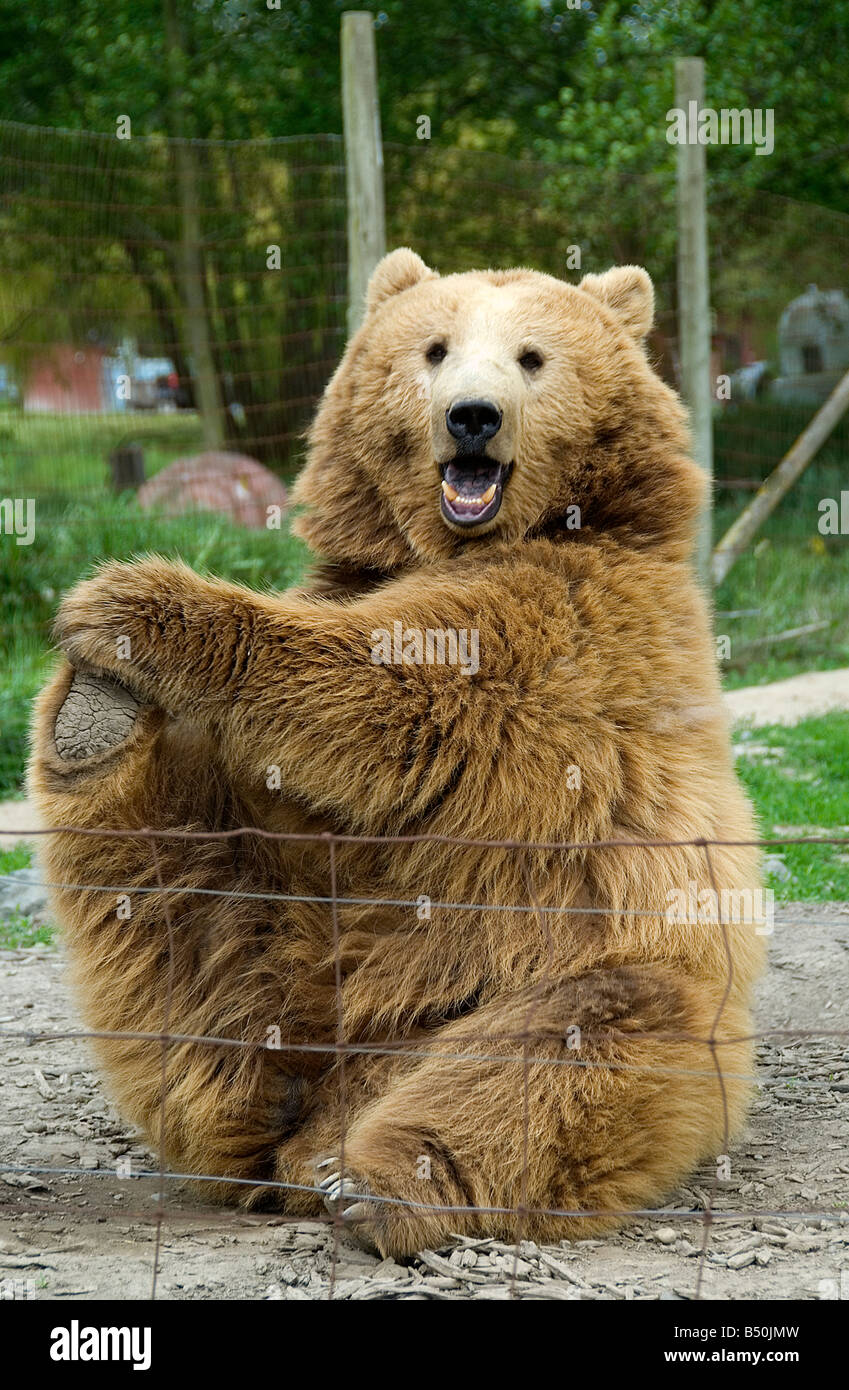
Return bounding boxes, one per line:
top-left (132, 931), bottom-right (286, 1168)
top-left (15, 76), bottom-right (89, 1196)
top-left (772, 285), bottom-right (849, 405)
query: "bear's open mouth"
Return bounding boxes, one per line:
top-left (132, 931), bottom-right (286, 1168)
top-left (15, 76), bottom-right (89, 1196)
top-left (439, 457), bottom-right (510, 529)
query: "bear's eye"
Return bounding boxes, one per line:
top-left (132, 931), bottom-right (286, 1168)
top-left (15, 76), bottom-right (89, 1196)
top-left (518, 349), bottom-right (544, 373)
top-left (425, 342), bottom-right (448, 365)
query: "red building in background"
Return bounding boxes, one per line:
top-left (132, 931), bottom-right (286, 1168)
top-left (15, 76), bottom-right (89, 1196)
top-left (23, 345), bottom-right (109, 413)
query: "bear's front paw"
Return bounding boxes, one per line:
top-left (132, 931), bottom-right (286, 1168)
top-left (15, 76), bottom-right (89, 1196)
top-left (54, 557), bottom-right (192, 700)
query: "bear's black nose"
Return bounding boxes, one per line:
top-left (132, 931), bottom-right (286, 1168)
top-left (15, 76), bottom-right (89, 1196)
top-left (446, 398), bottom-right (502, 451)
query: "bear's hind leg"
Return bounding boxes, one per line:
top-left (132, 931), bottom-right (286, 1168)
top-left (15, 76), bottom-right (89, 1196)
top-left (291, 965), bottom-right (754, 1258)
top-left (28, 661), bottom-right (313, 1203)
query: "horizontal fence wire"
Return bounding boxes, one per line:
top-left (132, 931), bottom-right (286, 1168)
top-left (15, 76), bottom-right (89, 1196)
top-left (1, 826), bottom-right (847, 1300)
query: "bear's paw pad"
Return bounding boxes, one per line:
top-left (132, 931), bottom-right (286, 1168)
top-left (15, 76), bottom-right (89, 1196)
top-left (54, 672), bottom-right (140, 761)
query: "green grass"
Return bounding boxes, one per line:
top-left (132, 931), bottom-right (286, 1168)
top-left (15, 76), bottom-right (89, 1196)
top-left (735, 713), bottom-right (849, 901)
top-left (0, 842), bottom-right (49, 948)
top-left (715, 459), bottom-right (849, 688)
top-left (0, 409), bottom-right (204, 500)
top-left (0, 411), bottom-right (311, 792)
top-left (0, 909), bottom-right (52, 950)
top-left (0, 844), bottom-right (32, 874)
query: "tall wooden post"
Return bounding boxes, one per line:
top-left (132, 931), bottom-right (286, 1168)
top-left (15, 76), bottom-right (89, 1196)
top-left (675, 56), bottom-right (713, 587)
top-left (342, 11), bottom-right (386, 337)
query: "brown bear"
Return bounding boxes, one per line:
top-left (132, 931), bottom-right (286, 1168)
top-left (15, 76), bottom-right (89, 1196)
top-left (29, 249), bottom-right (765, 1258)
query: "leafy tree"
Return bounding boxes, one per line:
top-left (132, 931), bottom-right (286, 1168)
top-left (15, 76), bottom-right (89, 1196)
top-left (0, 1), bottom-right (586, 149)
top-left (537, 0), bottom-right (849, 211)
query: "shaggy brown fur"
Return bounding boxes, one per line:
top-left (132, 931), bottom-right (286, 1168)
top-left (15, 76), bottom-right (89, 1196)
top-left (29, 250), bottom-right (765, 1256)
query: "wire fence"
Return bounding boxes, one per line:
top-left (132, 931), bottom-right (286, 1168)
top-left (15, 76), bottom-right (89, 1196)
top-left (2, 121), bottom-right (849, 483)
top-left (1, 823), bottom-right (848, 1300)
top-left (0, 122), bottom-right (347, 475)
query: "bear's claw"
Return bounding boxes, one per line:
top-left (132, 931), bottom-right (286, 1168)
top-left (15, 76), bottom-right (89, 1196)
top-left (318, 1167), bottom-right (372, 1213)
top-left (54, 671), bottom-right (141, 762)
top-left (318, 1162), bottom-right (381, 1243)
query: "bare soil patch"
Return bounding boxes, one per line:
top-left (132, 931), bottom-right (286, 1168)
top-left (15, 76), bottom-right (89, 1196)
top-left (1, 902), bottom-right (847, 1301)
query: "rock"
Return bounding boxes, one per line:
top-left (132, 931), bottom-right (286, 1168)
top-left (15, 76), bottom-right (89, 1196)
top-left (727, 1250), bottom-right (756, 1269)
top-left (655, 1227), bottom-right (678, 1245)
top-left (763, 855), bottom-right (793, 882)
top-left (727, 1234), bottom-right (762, 1257)
top-left (137, 451), bottom-right (288, 531)
top-left (372, 1258), bottom-right (407, 1280)
top-left (333, 1263), bottom-right (379, 1282)
top-left (0, 868), bottom-right (50, 922)
top-left (2, 1173), bottom-right (48, 1191)
top-left (33, 1069), bottom-right (55, 1100)
top-left (418, 1249), bottom-right (487, 1283)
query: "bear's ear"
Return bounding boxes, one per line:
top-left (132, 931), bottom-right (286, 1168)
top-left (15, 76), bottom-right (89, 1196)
top-left (365, 247), bottom-right (437, 315)
top-left (578, 265), bottom-right (654, 340)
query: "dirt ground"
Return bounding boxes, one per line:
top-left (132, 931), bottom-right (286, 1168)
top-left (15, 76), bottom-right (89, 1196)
top-left (723, 667), bottom-right (849, 728)
top-left (1, 901), bottom-right (848, 1302)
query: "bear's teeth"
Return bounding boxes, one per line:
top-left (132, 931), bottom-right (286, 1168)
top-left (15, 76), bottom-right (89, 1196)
top-left (443, 481), bottom-right (498, 507)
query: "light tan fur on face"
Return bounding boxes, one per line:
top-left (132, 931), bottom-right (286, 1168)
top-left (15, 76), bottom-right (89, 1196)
top-left (28, 249), bottom-right (764, 1257)
top-left (293, 249), bottom-right (696, 565)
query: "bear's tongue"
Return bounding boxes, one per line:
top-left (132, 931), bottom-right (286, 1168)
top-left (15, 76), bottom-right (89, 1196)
top-left (441, 460), bottom-right (500, 516)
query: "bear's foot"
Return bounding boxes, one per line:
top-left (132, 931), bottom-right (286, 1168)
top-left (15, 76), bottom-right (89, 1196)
top-left (53, 670), bottom-right (140, 762)
top-left (317, 1162), bottom-right (385, 1253)
top-left (314, 1149), bottom-right (475, 1257)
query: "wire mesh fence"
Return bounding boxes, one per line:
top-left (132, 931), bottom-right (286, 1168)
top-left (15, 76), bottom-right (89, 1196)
top-left (0, 120), bottom-right (347, 476)
top-left (1, 822), bottom-right (848, 1300)
top-left (2, 119), bottom-right (848, 484)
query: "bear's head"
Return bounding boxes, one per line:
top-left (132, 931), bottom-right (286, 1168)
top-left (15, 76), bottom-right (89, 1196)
top-left (293, 248), bottom-right (704, 573)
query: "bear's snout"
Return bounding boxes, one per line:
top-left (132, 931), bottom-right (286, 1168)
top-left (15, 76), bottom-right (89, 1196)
top-left (445, 397), bottom-right (503, 454)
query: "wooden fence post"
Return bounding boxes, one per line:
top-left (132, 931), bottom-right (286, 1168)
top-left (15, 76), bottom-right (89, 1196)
top-left (342, 11), bottom-right (386, 338)
top-left (675, 56), bottom-right (713, 588)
